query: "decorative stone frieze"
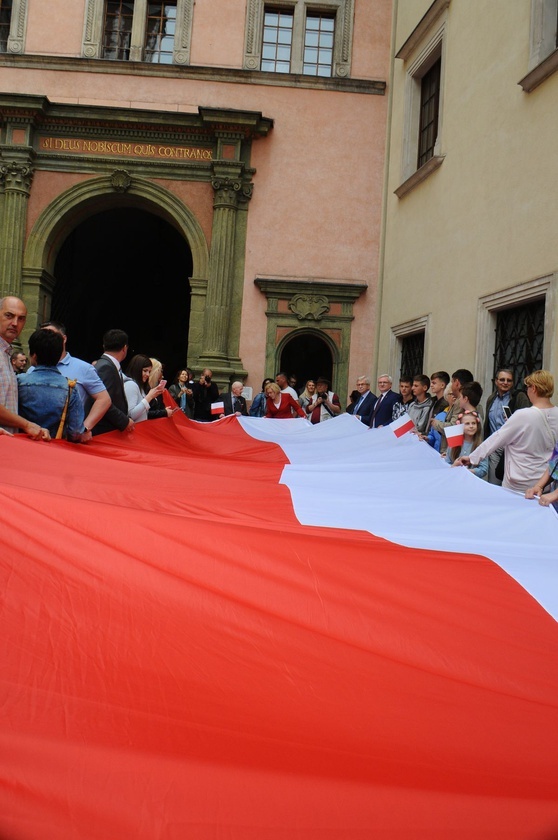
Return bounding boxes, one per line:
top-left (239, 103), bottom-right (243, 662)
top-left (289, 293), bottom-right (330, 321)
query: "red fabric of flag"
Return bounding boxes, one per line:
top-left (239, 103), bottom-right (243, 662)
top-left (1, 415), bottom-right (558, 840)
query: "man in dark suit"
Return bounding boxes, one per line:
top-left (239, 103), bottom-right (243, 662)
top-left (369, 374), bottom-right (399, 428)
top-left (219, 381), bottom-right (248, 417)
top-left (348, 375), bottom-right (377, 425)
top-left (90, 329), bottom-right (134, 436)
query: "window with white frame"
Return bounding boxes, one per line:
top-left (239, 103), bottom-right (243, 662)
top-left (394, 0), bottom-right (449, 196)
top-left (82, 0), bottom-right (192, 65)
top-left (244, 0), bottom-right (354, 78)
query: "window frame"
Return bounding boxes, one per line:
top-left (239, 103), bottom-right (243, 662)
top-left (243, 0), bottom-right (355, 78)
top-left (82, 0), bottom-right (193, 65)
top-left (476, 274), bottom-right (556, 398)
top-left (389, 315), bottom-right (430, 381)
top-left (0, 0), bottom-right (27, 55)
top-left (519, 0), bottom-right (558, 91)
top-left (394, 0), bottom-right (449, 197)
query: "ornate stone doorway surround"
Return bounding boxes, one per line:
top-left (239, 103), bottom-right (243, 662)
top-left (255, 276), bottom-right (367, 403)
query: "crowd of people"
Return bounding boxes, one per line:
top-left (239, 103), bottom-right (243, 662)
top-left (1, 295), bottom-right (557, 507)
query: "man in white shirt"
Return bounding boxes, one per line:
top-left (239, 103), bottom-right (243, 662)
top-left (276, 371), bottom-right (298, 401)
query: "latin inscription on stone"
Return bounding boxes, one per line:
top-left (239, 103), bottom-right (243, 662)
top-left (39, 136), bottom-right (213, 161)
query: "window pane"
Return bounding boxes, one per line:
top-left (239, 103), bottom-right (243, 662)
top-left (103, 0), bottom-right (134, 61)
top-left (303, 13), bottom-right (335, 76)
top-left (261, 7), bottom-right (293, 73)
top-left (144, 0), bottom-right (177, 64)
top-left (0, 0), bottom-right (12, 53)
top-left (418, 58), bottom-right (441, 168)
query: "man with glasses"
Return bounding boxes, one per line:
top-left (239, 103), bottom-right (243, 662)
top-left (484, 369), bottom-right (530, 485)
top-left (368, 374), bottom-right (399, 429)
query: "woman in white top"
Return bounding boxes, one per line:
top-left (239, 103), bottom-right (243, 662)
top-left (123, 354), bottom-right (165, 423)
top-left (457, 370), bottom-right (558, 494)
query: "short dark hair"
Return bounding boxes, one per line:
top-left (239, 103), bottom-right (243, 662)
top-left (451, 369), bottom-right (474, 386)
top-left (261, 377), bottom-right (274, 391)
top-left (460, 381), bottom-right (483, 407)
top-left (399, 375), bottom-right (413, 386)
top-left (430, 370), bottom-right (450, 386)
top-left (39, 320), bottom-right (67, 336)
top-left (413, 374), bottom-right (430, 389)
top-left (28, 328), bottom-right (64, 366)
top-left (103, 329), bottom-right (128, 352)
top-left (275, 371), bottom-right (288, 380)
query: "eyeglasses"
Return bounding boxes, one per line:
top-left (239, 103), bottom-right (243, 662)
top-left (497, 378), bottom-right (513, 383)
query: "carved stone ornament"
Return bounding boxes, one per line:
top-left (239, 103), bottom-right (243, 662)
top-left (288, 294), bottom-right (330, 321)
top-left (0, 160), bottom-right (34, 192)
top-left (211, 177), bottom-right (253, 205)
top-left (110, 169), bottom-right (132, 193)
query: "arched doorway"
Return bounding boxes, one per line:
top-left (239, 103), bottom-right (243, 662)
top-left (51, 206), bottom-right (193, 380)
top-left (279, 331), bottom-right (333, 390)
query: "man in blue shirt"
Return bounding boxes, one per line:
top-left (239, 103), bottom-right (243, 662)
top-left (32, 321), bottom-right (111, 442)
top-left (18, 329), bottom-right (85, 441)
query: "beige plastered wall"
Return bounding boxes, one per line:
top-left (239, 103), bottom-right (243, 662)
top-left (378, 0), bottom-right (558, 392)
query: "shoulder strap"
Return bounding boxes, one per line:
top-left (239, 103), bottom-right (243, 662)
top-left (55, 379), bottom-right (77, 440)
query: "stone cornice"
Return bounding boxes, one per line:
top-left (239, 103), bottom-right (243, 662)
top-left (255, 276), bottom-right (367, 302)
top-left (396, 0), bottom-right (451, 61)
top-left (0, 94), bottom-right (273, 140)
top-left (0, 54), bottom-right (385, 96)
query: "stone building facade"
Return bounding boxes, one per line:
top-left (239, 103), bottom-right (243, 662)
top-left (0, 0), bottom-right (391, 399)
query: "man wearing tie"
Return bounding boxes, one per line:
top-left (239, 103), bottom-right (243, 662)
top-left (369, 374), bottom-right (399, 428)
top-left (90, 329), bottom-right (134, 436)
top-left (219, 381), bottom-right (248, 417)
top-left (348, 376), bottom-right (376, 425)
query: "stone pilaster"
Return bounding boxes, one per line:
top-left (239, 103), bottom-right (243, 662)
top-left (0, 151), bottom-right (34, 297)
top-left (198, 169), bottom-right (252, 388)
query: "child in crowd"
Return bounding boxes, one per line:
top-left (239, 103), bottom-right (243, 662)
top-left (425, 385), bottom-right (454, 451)
top-left (446, 410), bottom-right (488, 479)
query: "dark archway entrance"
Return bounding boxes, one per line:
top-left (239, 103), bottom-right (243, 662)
top-left (52, 207), bottom-right (193, 380)
top-left (280, 332), bottom-right (333, 391)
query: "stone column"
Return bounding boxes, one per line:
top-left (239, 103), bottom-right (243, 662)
top-left (0, 153), bottom-right (34, 297)
top-left (199, 171), bottom-right (252, 385)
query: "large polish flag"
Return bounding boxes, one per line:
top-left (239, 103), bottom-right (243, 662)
top-left (1, 412), bottom-right (558, 840)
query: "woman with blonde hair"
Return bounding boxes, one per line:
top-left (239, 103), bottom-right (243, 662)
top-left (298, 379), bottom-right (316, 411)
top-left (457, 370), bottom-right (558, 493)
top-left (264, 382), bottom-right (306, 419)
top-left (147, 357), bottom-right (176, 419)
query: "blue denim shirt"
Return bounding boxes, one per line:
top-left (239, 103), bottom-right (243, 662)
top-left (17, 366), bottom-right (84, 440)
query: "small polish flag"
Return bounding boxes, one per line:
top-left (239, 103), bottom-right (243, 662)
top-left (390, 413), bottom-right (415, 438)
top-left (211, 401), bottom-right (225, 416)
top-left (445, 423), bottom-right (465, 448)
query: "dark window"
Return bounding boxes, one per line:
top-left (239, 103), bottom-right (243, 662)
top-left (303, 13), bottom-right (334, 76)
top-left (418, 58), bottom-right (441, 168)
top-left (400, 332), bottom-right (425, 379)
top-left (261, 9), bottom-right (293, 73)
top-left (0, 0), bottom-right (12, 53)
top-left (493, 300), bottom-right (545, 387)
top-left (103, 0), bottom-right (134, 60)
top-left (144, 1), bottom-right (176, 63)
